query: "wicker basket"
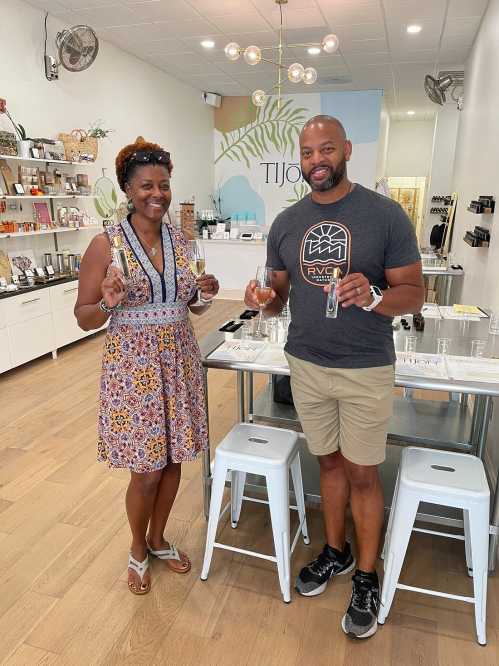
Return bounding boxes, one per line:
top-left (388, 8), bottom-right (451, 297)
top-left (58, 129), bottom-right (98, 162)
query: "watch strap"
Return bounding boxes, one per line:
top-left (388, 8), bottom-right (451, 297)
top-left (362, 285), bottom-right (383, 311)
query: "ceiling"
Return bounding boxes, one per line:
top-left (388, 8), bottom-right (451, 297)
top-left (27, 0), bottom-right (489, 119)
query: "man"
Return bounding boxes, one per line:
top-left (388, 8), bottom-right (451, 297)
top-left (245, 115), bottom-right (424, 639)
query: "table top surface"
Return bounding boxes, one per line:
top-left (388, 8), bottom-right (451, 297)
top-left (200, 315), bottom-right (499, 396)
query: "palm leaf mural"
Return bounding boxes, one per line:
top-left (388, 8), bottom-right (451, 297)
top-left (215, 98), bottom-right (307, 167)
top-left (285, 182), bottom-right (310, 205)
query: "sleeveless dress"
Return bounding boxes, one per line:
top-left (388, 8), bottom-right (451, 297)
top-left (97, 217), bottom-right (208, 473)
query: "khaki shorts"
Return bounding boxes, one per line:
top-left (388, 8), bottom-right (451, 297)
top-left (285, 352), bottom-right (394, 466)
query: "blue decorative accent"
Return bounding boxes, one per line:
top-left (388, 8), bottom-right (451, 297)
top-left (320, 90), bottom-right (383, 143)
top-left (219, 175), bottom-right (266, 226)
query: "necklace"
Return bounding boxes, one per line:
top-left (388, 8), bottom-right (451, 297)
top-left (135, 229), bottom-right (161, 257)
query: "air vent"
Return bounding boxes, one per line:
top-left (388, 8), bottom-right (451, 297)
top-left (319, 75), bottom-right (353, 85)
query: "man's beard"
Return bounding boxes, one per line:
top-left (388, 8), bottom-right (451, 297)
top-left (303, 157), bottom-right (347, 192)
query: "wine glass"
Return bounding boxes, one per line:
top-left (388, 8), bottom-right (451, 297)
top-left (254, 265), bottom-right (273, 338)
top-left (188, 239), bottom-right (206, 305)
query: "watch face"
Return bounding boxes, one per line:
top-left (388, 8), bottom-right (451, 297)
top-left (372, 286), bottom-right (382, 297)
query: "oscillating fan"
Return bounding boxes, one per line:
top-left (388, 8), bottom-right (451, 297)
top-left (424, 74), bottom-right (453, 105)
top-left (44, 13), bottom-right (99, 81)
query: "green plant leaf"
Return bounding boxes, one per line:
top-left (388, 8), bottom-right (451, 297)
top-left (111, 188), bottom-right (117, 205)
top-left (94, 198), bottom-right (108, 218)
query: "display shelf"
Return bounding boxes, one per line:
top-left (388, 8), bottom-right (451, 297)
top-left (1, 195), bottom-right (96, 200)
top-left (0, 225), bottom-right (101, 239)
top-left (0, 154), bottom-right (92, 166)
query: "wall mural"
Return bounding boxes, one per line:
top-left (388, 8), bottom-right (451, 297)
top-left (214, 90), bottom-right (383, 228)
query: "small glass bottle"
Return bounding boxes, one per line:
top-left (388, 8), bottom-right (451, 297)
top-left (325, 267), bottom-right (342, 319)
top-left (112, 236), bottom-right (130, 279)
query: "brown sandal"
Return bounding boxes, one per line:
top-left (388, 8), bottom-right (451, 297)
top-left (147, 542), bottom-right (191, 574)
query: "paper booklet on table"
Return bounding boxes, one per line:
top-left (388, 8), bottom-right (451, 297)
top-left (208, 340), bottom-right (266, 363)
top-left (395, 352), bottom-right (449, 379)
top-left (445, 356), bottom-right (499, 383)
top-left (419, 303), bottom-right (442, 319)
top-left (439, 306), bottom-right (484, 321)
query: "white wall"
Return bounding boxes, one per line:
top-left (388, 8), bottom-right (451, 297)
top-left (386, 120), bottom-right (435, 178)
top-left (0, 0), bottom-right (214, 265)
top-left (450, 0), bottom-right (499, 530)
top-left (422, 107), bottom-right (460, 245)
top-left (451, 0), bottom-right (499, 312)
top-left (375, 101), bottom-right (391, 181)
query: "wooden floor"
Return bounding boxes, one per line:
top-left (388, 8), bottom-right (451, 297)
top-left (0, 300), bottom-right (497, 665)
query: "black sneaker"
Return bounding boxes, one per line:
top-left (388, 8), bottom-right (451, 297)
top-left (295, 542), bottom-right (356, 597)
top-left (341, 569), bottom-right (380, 639)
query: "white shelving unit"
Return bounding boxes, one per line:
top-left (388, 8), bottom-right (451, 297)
top-left (0, 225), bottom-right (101, 239)
top-left (1, 195), bottom-right (96, 200)
top-left (0, 153), bottom-right (93, 166)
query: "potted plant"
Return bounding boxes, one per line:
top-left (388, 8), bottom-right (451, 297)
top-left (0, 99), bottom-right (32, 157)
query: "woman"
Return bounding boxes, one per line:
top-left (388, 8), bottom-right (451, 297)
top-left (75, 137), bottom-right (219, 595)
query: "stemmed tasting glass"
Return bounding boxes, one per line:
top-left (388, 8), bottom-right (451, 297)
top-left (254, 265), bottom-right (273, 338)
top-left (188, 239), bottom-right (206, 305)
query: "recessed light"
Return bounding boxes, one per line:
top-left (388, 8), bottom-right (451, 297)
top-left (407, 25), bottom-right (422, 34)
top-left (407, 110), bottom-right (415, 115)
top-left (307, 46), bottom-right (321, 55)
top-left (201, 39), bottom-right (215, 49)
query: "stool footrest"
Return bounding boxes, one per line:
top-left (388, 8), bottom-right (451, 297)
top-left (412, 527), bottom-right (465, 541)
top-left (396, 583), bottom-right (475, 604)
top-left (214, 542), bottom-right (277, 563)
top-left (241, 495), bottom-right (299, 512)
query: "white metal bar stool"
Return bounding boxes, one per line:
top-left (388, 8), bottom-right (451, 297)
top-left (378, 446), bottom-right (490, 645)
top-left (200, 423), bottom-right (310, 603)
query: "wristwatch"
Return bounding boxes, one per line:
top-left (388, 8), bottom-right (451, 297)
top-left (362, 285), bottom-right (383, 311)
top-left (99, 298), bottom-right (117, 313)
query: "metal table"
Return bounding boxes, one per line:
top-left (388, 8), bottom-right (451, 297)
top-left (200, 315), bottom-right (499, 570)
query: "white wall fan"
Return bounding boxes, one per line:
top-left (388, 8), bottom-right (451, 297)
top-left (44, 12), bottom-right (99, 82)
top-left (424, 71), bottom-right (464, 110)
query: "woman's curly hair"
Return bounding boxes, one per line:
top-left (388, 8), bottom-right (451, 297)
top-left (115, 136), bottom-right (173, 193)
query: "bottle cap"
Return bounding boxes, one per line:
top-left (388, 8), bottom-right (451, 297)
top-left (330, 267), bottom-right (342, 280)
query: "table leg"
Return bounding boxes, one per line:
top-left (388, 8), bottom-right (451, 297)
top-left (237, 370), bottom-right (246, 423)
top-left (202, 367), bottom-right (211, 520)
top-left (443, 274), bottom-right (453, 306)
top-left (245, 370), bottom-right (254, 423)
top-left (476, 396), bottom-right (492, 461)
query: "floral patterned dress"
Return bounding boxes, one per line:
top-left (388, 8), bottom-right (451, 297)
top-left (97, 217), bottom-right (208, 472)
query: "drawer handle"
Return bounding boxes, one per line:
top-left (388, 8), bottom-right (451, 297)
top-left (63, 287), bottom-right (79, 293)
top-left (21, 298), bottom-right (41, 305)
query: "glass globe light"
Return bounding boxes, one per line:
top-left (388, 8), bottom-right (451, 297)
top-left (288, 62), bottom-right (305, 83)
top-left (303, 67), bottom-right (318, 85)
top-left (224, 42), bottom-right (240, 61)
top-left (243, 45), bottom-right (262, 65)
top-left (322, 33), bottom-right (339, 54)
top-left (251, 90), bottom-right (267, 107)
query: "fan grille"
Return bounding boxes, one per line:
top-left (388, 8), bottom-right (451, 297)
top-left (58, 25), bottom-right (99, 72)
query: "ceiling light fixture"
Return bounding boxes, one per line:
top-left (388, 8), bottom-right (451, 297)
top-left (407, 25), bottom-right (422, 34)
top-left (407, 110), bottom-right (415, 115)
top-left (201, 39), bottom-right (215, 49)
top-left (224, 0), bottom-right (339, 109)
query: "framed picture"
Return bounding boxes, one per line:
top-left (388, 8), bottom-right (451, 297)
top-left (35, 267), bottom-right (45, 278)
top-left (13, 183), bottom-right (25, 195)
top-left (30, 148), bottom-right (40, 159)
top-left (24, 268), bottom-right (34, 278)
top-left (8, 249), bottom-right (36, 276)
top-left (45, 265), bottom-right (55, 276)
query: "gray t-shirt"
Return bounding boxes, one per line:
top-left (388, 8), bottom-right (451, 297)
top-left (266, 184), bottom-right (421, 368)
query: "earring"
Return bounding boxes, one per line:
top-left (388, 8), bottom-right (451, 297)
top-left (127, 199), bottom-right (135, 213)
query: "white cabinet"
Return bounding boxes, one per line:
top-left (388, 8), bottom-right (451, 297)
top-left (0, 279), bottom-right (107, 374)
top-left (50, 281), bottom-right (87, 349)
top-left (8, 314), bottom-right (55, 367)
top-left (0, 301), bottom-right (12, 373)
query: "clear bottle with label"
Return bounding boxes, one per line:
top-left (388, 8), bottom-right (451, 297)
top-left (112, 236), bottom-right (130, 279)
top-left (325, 267), bottom-right (342, 319)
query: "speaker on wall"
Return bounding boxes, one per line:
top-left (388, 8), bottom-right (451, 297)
top-left (202, 91), bottom-right (222, 108)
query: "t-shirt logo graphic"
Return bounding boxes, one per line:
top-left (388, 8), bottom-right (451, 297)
top-left (300, 221), bottom-right (351, 285)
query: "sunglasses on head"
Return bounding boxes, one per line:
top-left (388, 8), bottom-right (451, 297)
top-left (124, 149), bottom-right (170, 178)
